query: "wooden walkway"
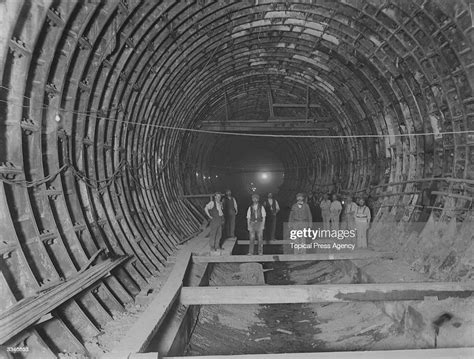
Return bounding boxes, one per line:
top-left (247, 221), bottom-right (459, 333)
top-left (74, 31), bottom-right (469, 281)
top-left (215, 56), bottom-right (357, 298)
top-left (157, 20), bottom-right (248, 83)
top-left (107, 236), bottom-right (474, 359)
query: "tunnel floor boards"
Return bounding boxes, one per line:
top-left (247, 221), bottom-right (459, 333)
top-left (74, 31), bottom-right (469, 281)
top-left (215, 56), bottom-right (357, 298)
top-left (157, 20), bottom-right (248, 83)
top-left (163, 347), bottom-right (474, 359)
top-left (180, 282), bottom-right (474, 305)
top-left (109, 235), bottom-right (473, 358)
top-left (192, 250), bottom-right (394, 263)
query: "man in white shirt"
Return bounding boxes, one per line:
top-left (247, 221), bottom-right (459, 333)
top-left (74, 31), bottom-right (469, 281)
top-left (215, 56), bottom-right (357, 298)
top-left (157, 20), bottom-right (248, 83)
top-left (204, 192), bottom-right (224, 254)
top-left (355, 198), bottom-right (371, 248)
top-left (263, 192), bottom-right (280, 240)
top-left (330, 194), bottom-right (342, 230)
top-left (320, 193), bottom-right (331, 230)
top-left (342, 195), bottom-right (358, 230)
top-left (246, 194), bottom-right (266, 255)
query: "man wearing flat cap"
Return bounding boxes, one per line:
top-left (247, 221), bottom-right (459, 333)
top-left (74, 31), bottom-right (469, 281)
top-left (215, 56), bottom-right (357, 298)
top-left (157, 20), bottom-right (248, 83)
top-left (289, 193), bottom-right (313, 254)
top-left (204, 192), bottom-right (224, 254)
top-left (246, 193), bottom-right (266, 255)
top-left (289, 193), bottom-right (313, 227)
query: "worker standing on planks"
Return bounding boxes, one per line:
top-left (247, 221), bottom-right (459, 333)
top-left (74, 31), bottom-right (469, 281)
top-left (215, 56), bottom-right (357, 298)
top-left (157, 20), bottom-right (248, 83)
top-left (204, 192), bottom-right (224, 254)
top-left (289, 193), bottom-right (313, 254)
top-left (222, 189), bottom-right (238, 239)
top-left (330, 193), bottom-right (342, 230)
top-left (355, 197), bottom-right (371, 248)
top-left (246, 194), bottom-right (266, 255)
top-left (263, 192), bottom-right (280, 240)
top-left (341, 195), bottom-right (357, 230)
top-left (320, 193), bottom-right (331, 230)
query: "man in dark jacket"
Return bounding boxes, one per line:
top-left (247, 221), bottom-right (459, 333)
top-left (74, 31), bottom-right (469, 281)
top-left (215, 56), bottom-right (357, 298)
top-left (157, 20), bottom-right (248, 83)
top-left (263, 192), bottom-right (280, 240)
top-left (289, 193), bottom-right (313, 254)
top-left (222, 189), bottom-right (238, 238)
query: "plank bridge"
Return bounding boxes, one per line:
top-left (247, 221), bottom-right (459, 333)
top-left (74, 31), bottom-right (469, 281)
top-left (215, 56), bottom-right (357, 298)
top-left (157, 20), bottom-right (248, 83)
top-left (105, 238), bottom-right (474, 359)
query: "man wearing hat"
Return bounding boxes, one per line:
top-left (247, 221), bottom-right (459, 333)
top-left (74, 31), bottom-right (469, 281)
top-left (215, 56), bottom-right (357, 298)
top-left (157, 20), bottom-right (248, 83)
top-left (246, 193), bottom-right (266, 255)
top-left (289, 193), bottom-right (313, 254)
top-left (204, 192), bottom-right (224, 254)
top-left (355, 197), bottom-right (371, 248)
top-left (263, 192), bottom-right (280, 240)
top-left (222, 189), bottom-right (238, 238)
top-left (289, 193), bottom-right (313, 227)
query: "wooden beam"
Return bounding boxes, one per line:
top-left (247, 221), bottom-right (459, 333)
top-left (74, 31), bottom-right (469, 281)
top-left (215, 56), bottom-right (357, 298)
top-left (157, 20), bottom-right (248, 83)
top-left (306, 85), bottom-right (310, 120)
top-left (267, 88), bottom-right (274, 119)
top-left (116, 251), bottom-right (191, 353)
top-left (199, 122), bottom-right (330, 132)
top-left (164, 347), bottom-right (474, 359)
top-left (224, 91), bottom-right (230, 123)
top-left (192, 250), bottom-right (394, 263)
top-left (180, 282), bottom-right (474, 305)
top-left (431, 191), bottom-right (473, 201)
top-left (181, 193), bottom-right (215, 198)
top-left (0, 256), bottom-right (130, 344)
top-left (237, 239), bottom-right (293, 245)
top-left (273, 103), bottom-right (321, 108)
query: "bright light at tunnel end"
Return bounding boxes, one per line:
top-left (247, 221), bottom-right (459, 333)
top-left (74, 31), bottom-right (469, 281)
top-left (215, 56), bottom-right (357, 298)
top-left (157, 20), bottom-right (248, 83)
top-left (259, 171), bottom-right (270, 183)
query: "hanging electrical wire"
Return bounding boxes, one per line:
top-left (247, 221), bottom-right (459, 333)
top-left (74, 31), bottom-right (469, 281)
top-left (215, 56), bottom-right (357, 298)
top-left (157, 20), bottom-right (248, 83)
top-left (1, 87), bottom-right (473, 139)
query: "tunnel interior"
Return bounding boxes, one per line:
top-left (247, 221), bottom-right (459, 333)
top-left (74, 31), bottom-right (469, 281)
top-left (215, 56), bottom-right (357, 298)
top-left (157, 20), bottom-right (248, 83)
top-left (0, 0), bottom-right (473, 357)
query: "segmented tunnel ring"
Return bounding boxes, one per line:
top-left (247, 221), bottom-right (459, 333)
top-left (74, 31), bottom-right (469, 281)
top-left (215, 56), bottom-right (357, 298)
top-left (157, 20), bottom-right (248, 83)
top-left (0, 0), bottom-right (473, 355)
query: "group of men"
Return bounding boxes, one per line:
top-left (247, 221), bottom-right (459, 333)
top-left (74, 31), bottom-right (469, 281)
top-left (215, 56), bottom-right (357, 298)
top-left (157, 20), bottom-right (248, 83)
top-left (294, 193), bottom-right (372, 249)
top-left (204, 190), bottom-right (280, 255)
top-left (204, 190), bottom-right (371, 255)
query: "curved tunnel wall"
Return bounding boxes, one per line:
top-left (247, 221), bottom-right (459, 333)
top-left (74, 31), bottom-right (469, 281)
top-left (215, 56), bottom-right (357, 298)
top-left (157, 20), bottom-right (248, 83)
top-left (0, 0), bottom-right (473, 353)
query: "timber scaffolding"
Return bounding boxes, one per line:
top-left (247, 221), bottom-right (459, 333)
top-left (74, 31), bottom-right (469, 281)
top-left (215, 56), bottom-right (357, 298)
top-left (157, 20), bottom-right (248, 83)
top-left (106, 238), bottom-right (474, 359)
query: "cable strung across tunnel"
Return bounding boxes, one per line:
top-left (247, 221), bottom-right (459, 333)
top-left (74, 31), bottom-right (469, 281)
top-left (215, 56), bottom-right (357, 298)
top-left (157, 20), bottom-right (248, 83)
top-left (0, 0), bottom-right (473, 356)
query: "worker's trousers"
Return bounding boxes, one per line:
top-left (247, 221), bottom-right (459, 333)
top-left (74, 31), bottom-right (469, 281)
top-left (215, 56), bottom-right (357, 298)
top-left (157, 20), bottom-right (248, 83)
top-left (341, 215), bottom-right (356, 230)
top-left (322, 211), bottom-right (330, 230)
top-left (355, 221), bottom-right (369, 248)
top-left (248, 221), bottom-right (264, 255)
top-left (265, 214), bottom-right (277, 240)
top-left (330, 212), bottom-right (340, 230)
top-left (209, 216), bottom-right (223, 250)
top-left (224, 213), bottom-right (236, 238)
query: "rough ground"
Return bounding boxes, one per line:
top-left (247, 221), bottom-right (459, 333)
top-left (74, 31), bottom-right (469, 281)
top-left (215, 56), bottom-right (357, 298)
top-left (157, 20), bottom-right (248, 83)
top-left (185, 257), bottom-right (474, 355)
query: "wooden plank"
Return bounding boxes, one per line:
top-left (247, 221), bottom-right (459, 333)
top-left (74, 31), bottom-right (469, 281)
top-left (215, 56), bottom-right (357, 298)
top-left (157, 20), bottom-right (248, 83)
top-left (200, 123), bottom-right (330, 132)
top-left (273, 103), bottom-right (321, 108)
top-left (431, 191), bottom-right (473, 201)
top-left (192, 250), bottom-right (394, 263)
top-left (180, 282), bottom-right (474, 305)
top-left (0, 256), bottom-right (129, 344)
top-left (115, 251), bottom-right (192, 353)
top-left (159, 238), bottom-right (237, 355)
top-left (163, 347), bottom-right (474, 359)
top-left (238, 240), bottom-right (293, 245)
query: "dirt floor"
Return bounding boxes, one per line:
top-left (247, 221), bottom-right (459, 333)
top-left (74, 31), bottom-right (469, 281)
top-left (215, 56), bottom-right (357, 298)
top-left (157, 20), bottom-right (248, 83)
top-left (78, 215), bottom-right (474, 357)
top-left (185, 258), bottom-right (474, 356)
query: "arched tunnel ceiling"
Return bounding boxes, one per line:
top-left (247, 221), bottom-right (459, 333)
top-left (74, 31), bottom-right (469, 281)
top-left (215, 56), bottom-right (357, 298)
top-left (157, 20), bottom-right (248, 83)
top-left (0, 0), bottom-right (473, 353)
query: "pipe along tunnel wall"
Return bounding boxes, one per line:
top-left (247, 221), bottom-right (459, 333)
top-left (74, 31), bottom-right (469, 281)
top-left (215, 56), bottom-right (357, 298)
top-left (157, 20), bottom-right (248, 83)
top-left (0, 0), bottom-right (473, 357)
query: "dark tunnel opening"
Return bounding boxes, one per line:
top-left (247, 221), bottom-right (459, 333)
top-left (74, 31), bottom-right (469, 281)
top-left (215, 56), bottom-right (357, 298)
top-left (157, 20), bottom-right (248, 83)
top-left (0, 0), bottom-right (474, 358)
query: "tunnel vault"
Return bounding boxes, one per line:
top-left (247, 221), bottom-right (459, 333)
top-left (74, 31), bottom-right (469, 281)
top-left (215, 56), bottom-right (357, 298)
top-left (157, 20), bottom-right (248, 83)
top-left (0, 0), bottom-right (473, 356)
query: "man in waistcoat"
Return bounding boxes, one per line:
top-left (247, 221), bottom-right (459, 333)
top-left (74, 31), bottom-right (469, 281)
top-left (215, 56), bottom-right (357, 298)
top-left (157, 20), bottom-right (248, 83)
top-left (246, 193), bottom-right (266, 255)
top-left (263, 192), bottom-right (280, 240)
top-left (222, 189), bottom-right (238, 239)
top-left (204, 192), bottom-right (224, 254)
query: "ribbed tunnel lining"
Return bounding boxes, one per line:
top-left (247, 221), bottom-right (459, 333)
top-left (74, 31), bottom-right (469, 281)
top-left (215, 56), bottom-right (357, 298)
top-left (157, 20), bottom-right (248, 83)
top-left (0, 0), bottom-right (473, 353)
